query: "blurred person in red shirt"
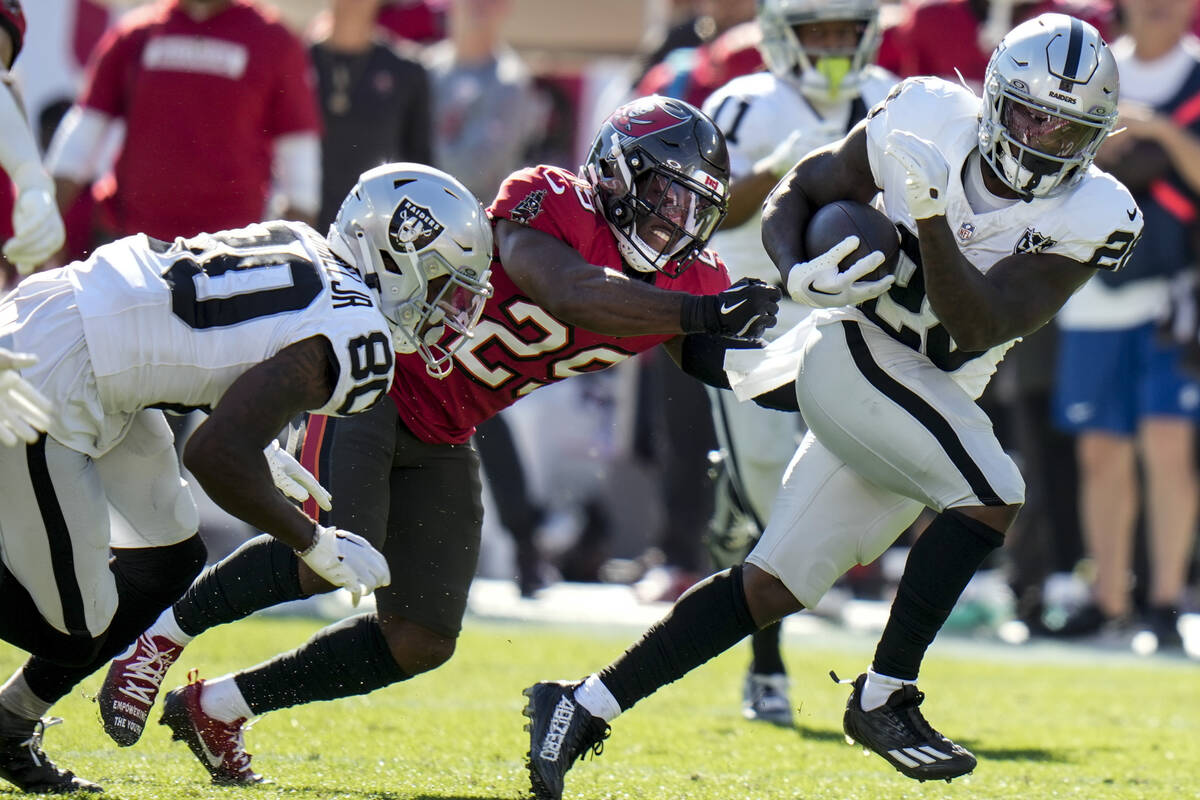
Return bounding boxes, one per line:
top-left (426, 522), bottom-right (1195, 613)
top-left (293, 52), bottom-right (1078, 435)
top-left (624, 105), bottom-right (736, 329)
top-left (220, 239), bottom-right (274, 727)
top-left (636, 0), bottom-right (764, 107)
top-left (45, 0), bottom-right (322, 244)
top-left (879, 0), bottom-right (1114, 86)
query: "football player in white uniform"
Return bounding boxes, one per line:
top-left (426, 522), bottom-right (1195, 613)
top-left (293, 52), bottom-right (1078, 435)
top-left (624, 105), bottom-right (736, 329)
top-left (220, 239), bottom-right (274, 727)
top-left (0, 163), bottom-right (493, 793)
top-left (700, 0), bottom-right (896, 727)
top-left (522, 15), bottom-right (1142, 795)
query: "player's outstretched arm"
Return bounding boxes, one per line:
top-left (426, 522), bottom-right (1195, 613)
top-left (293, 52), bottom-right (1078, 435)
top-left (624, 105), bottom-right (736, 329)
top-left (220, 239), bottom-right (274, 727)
top-left (761, 121), bottom-right (879, 289)
top-left (183, 335), bottom-right (389, 599)
top-left (0, 68), bottom-right (65, 272)
top-left (497, 220), bottom-right (693, 336)
top-left (183, 336), bottom-right (338, 552)
top-left (498, 222), bottom-right (780, 340)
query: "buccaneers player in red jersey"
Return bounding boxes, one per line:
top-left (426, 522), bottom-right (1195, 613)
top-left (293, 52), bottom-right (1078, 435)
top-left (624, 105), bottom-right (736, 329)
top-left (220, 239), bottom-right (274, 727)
top-left (91, 96), bottom-right (781, 786)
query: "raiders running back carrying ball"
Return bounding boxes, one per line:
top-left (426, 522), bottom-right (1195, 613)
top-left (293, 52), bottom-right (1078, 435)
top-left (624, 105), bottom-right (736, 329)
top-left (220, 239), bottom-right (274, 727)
top-left (521, 14), bottom-right (1142, 798)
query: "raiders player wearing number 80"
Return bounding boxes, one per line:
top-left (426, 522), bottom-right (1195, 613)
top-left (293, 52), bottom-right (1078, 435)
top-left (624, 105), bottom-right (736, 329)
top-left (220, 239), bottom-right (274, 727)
top-left (519, 14), bottom-right (1144, 797)
top-left (0, 163), bottom-right (493, 793)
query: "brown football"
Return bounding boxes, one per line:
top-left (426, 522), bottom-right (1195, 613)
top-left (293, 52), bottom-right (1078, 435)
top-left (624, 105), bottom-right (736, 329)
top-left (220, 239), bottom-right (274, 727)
top-left (804, 200), bottom-right (900, 281)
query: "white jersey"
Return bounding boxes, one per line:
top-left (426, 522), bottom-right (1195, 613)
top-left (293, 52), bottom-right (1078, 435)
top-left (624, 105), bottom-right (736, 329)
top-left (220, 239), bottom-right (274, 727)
top-left (703, 67), bottom-right (898, 334)
top-left (1, 220), bottom-right (395, 456)
top-left (816, 77), bottom-right (1143, 398)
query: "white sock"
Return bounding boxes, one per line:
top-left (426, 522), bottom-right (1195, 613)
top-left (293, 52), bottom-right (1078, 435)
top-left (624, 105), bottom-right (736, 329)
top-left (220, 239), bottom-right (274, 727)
top-left (573, 674), bottom-right (622, 722)
top-left (860, 668), bottom-right (913, 712)
top-left (199, 675), bottom-right (253, 724)
top-left (0, 670), bottom-right (52, 721)
top-left (148, 607), bottom-right (193, 647)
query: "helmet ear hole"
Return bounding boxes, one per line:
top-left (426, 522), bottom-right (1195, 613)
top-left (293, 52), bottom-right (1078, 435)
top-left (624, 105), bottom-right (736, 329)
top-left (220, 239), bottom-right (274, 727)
top-left (378, 250), bottom-right (404, 275)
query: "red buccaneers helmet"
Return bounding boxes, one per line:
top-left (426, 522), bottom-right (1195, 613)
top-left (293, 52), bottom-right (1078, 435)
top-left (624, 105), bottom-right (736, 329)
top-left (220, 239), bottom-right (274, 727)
top-left (582, 96), bottom-right (730, 278)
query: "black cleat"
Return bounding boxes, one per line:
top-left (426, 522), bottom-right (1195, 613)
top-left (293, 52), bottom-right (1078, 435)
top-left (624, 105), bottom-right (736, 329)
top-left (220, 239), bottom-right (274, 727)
top-left (522, 681), bottom-right (609, 800)
top-left (835, 671), bottom-right (976, 783)
top-left (0, 711), bottom-right (103, 794)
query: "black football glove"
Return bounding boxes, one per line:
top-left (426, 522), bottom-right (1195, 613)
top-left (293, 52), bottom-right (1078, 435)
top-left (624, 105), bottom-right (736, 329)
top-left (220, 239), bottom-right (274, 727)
top-left (680, 278), bottom-right (782, 340)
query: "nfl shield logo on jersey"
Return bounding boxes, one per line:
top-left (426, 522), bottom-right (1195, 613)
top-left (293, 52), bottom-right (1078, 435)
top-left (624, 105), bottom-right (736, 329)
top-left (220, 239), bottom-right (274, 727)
top-left (956, 222), bottom-right (976, 242)
top-left (389, 199), bottom-right (445, 251)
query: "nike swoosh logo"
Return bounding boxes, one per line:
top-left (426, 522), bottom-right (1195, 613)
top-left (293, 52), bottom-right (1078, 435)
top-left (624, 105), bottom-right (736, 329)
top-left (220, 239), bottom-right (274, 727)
top-left (1126, 209), bottom-right (1137, 221)
top-left (197, 735), bottom-right (225, 768)
top-left (720, 298), bottom-right (748, 314)
top-left (806, 281), bottom-right (839, 296)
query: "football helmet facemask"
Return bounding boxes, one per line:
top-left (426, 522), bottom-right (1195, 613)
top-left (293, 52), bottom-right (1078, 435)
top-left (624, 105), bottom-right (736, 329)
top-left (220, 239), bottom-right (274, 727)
top-left (756, 0), bottom-right (882, 103)
top-left (978, 13), bottom-right (1118, 199)
top-left (582, 95), bottom-right (729, 278)
top-left (327, 163), bottom-right (494, 378)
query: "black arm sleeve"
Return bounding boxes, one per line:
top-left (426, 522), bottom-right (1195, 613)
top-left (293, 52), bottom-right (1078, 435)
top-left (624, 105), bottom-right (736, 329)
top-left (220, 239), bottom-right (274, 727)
top-left (751, 383), bottom-right (800, 413)
top-left (679, 333), bottom-right (733, 390)
top-left (679, 334), bottom-right (801, 412)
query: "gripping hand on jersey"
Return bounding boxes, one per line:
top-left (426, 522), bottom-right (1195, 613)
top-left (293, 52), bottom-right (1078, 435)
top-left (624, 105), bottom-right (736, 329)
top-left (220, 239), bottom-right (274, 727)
top-left (0, 347), bottom-right (53, 448)
top-left (265, 440), bottom-right (332, 511)
top-left (884, 130), bottom-right (949, 220)
top-left (786, 236), bottom-right (894, 308)
top-left (298, 524), bottom-right (390, 606)
top-left (680, 278), bottom-right (782, 341)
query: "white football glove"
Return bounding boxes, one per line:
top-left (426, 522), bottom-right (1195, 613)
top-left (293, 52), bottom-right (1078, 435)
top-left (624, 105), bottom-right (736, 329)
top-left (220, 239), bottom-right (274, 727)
top-left (4, 165), bottom-right (66, 274)
top-left (786, 235), bottom-right (895, 309)
top-left (884, 130), bottom-right (950, 220)
top-left (265, 440), bottom-right (332, 511)
top-left (297, 524), bottom-right (390, 606)
top-left (0, 347), bottom-right (53, 447)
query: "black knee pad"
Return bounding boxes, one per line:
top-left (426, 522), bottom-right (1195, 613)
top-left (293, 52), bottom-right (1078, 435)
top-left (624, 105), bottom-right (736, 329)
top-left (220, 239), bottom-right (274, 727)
top-left (111, 534), bottom-right (207, 608)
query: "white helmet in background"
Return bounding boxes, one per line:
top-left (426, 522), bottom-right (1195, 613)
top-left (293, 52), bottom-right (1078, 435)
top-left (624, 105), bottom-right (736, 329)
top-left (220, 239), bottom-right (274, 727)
top-left (978, 13), bottom-right (1119, 198)
top-left (756, 0), bottom-right (882, 102)
top-left (327, 163), bottom-right (494, 378)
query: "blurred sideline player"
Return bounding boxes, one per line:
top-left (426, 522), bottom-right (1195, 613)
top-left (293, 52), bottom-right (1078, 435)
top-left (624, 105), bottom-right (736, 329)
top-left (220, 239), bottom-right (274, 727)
top-left (0, 0), bottom-right (66, 278)
top-left (0, 163), bottom-right (494, 793)
top-left (701, 0), bottom-right (896, 727)
top-left (521, 14), bottom-right (1143, 797)
top-left (47, 0), bottom-right (322, 244)
top-left (94, 96), bottom-right (782, 787)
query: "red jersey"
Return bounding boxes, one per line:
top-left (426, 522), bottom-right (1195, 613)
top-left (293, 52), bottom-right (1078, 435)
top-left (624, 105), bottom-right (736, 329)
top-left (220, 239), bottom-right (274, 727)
top-left (636, 21), bottom-right (765, 108)
top-left (0, 0), bottom-right (24, 68)
top-left (879, 0), bottom-right (1113, 83)
top-left (388, 165), bottom-right (731, 444)
top-left (78, 0), bottom-right (321, 239)
top-left (376, 0), bottom-right (445, 46)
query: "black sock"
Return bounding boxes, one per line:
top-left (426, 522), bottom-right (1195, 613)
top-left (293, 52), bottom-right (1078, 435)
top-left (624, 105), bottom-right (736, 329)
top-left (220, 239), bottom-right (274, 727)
top-left (598, 566), bottom-right (756, 712)
top-left (173, 535), bottom-right (306, 637)
top-left (23, 535), bottom-right (206, 704)
top-left (873, 510), bottom-right (1005, 680)
top-left (749, 621), bottom-right (785, 675)
top-left (234, 613), bottom-right (409, 715)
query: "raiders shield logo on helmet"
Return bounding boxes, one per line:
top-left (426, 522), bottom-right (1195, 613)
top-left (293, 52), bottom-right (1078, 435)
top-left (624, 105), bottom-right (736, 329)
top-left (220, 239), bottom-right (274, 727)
top-left (389, 198), bottom-right (445, 251)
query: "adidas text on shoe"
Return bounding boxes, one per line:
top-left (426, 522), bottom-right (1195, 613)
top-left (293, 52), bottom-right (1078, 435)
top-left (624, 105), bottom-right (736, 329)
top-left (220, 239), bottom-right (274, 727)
top-left (834, 671), bottom-right (976, 783)
top-left (522, 681), bottom-right (609, 800)
top-left (742, 673), bottom-right (794, 727)
top-left (159, 675), bottom-right (265, 786)
top-left (0, 713), bottom-right (103, 794)
top-left (98, 632), bottom-right (184, 746)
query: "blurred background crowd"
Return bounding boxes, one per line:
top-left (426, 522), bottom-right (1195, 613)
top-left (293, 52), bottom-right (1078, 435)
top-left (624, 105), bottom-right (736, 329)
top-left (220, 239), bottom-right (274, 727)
top-left (4, 0), bottom-right (1200, 658)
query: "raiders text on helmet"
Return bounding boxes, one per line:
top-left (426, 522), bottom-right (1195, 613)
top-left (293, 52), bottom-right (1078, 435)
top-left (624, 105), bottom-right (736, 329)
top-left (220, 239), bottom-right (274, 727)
top-left (327, 163), bottom-right (494, 378)
top-left (978, 13), bottom-right (1119, 198)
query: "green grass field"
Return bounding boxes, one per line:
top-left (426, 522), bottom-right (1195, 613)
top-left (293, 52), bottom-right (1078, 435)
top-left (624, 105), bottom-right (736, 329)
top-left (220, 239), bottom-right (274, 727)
top-left (1, 615), bottom-right (1197, 800)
